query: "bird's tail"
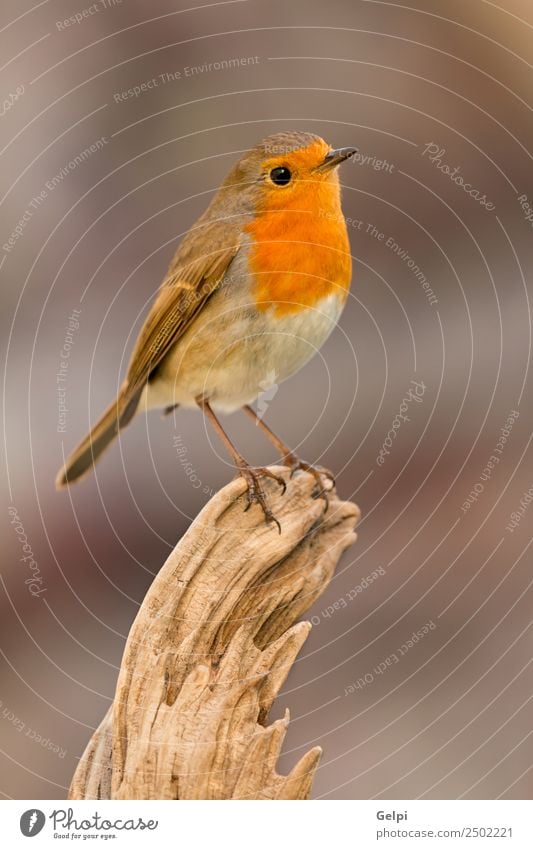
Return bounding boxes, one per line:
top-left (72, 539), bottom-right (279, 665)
top-left (55, 383), bottom-right (142, 489)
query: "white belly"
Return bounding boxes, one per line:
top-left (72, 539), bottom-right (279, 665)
top-left (140, 291), bottom-right (344, 413)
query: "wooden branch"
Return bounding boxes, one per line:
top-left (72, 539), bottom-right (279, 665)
top-left (69, 467), bottom-right (360, 800)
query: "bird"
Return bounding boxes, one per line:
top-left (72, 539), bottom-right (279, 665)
top-left (56, 130), bottom-right (355, 530)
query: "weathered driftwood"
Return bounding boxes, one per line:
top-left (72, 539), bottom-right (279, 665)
top-left (69, 467), bottom-right (359, 800)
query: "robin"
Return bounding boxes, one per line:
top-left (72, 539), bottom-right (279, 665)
top-left (56, 131), bottom-right (355, 530)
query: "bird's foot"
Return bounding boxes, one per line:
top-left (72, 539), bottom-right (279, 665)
top-left (237, 465), bottom-right (286, 533)
top-left (284, 456), bottom-right (335, 511)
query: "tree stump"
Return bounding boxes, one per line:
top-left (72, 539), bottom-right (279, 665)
top-left (69, 467), bottom-right (360, 800)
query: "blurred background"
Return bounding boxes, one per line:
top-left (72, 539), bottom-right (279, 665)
top-left (1, 0), bottom-right (533, 800)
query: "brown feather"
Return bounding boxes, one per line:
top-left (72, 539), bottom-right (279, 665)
top-left (55, 382), bottom-right (141, 488)
top-left (56, 214), bottom-right (241, 487)
top-left (124, 238), bottom-right (239, 394)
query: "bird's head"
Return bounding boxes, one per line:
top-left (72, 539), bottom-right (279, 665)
top-left (220, 131), bottom-right (356, 217)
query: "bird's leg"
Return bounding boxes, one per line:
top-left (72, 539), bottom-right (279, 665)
top-left (197, 397), bottom-right (286, 532)
top-left (242, 405), bottom-right (334, 507)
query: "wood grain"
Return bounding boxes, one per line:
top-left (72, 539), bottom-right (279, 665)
top-left (69, 467), bottom-right (359, 800)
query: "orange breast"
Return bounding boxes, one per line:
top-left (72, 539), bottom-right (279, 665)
top-left (245, 188), bottom-right (352, 317)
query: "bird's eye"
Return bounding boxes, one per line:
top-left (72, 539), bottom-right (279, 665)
top-left (269, 166), bottom-right (292, 186)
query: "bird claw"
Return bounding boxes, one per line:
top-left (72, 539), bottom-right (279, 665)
top-left (238, 466), bottom-right (285, 532)
top-left (286, 457), bottom-right (335, 512)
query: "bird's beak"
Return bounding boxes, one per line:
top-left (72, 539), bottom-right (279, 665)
top-left (316, 146), bottom-right (358, 171)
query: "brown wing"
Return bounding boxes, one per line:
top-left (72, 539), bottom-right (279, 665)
top-left (56, 210), bottom-right (243, 488)
top-left (124, 223), bottom-right (240, 397)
